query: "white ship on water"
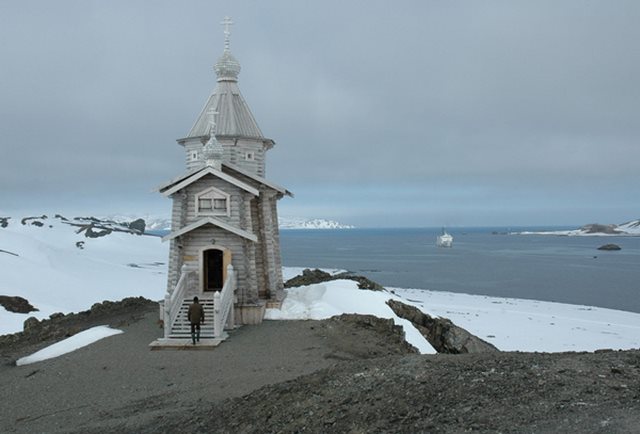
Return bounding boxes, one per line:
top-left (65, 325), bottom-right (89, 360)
top-left (436, 228), bottom-right (453, 247)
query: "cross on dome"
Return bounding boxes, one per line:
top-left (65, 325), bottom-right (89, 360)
top-left (221, 16), bottom-right (233, 51)
top-left (214, 16), bottom-right (241, 81)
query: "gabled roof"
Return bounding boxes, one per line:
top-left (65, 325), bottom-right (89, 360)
top-left (183, 80), bottom-right (268, 141)
top-left (157, 165), bottom-right (259, 197)
top-left (162, 216), bottom-right (257, 242)
top-left (222, 163), bottom-right (293, 197)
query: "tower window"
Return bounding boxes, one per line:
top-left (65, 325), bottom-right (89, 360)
top-left (245, 152), bottom-right (255, 161)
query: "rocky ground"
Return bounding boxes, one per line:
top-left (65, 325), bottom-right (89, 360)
top-left (1, 299), bottom-right (640, 433)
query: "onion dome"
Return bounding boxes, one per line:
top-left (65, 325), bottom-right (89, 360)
top-left (214, 50), bottom-right (241, 81)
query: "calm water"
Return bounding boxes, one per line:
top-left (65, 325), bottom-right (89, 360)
top-left (280, 228), bottom-right (640, 314)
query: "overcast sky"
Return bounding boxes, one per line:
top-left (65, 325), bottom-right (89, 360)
top-left (1, 1), bottom-right (639, 227)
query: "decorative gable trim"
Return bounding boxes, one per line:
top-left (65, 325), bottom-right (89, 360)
top-left (162, 217), bottom-right (257, 242)
top-left (222, 162), bottom-right (293, 197)
top-left (160, 166), bottom-right (259, 197)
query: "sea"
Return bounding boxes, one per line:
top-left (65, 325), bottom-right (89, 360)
top-left (280, 227), bottom-right (640, 314)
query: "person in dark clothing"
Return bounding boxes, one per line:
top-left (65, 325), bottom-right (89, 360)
top-left (188, 296), bottom-right (205, 344)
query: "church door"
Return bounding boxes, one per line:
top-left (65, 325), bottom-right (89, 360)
top-left (204, 249), bottom-right (224, 291)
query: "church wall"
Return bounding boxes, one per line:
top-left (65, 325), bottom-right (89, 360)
top-left (270, 197), bottom-right (284, 290)
top-left (183, 139), bottom-right (204, 171)
top-left (250, 197), bottom-right (267, 296)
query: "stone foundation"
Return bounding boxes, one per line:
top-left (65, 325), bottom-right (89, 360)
top-left (234, 300), bottom-right (266, 325)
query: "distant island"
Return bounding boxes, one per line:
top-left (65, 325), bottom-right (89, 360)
top-left (515, 219), bottom-right (640, 236)
top-left (278, 217), bottom-right (355, 230)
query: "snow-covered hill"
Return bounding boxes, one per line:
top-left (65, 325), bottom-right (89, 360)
top-left (278, 217), bottom-right (355, 230)
top-left (0, 214), bottom-right (167, 334)
top-left (516, 219), bottom-right (640, 236)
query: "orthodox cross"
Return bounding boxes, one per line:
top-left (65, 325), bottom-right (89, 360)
top-left (221, 16), bottom-right (234, 51)
top-left (207, 108), bottom-right (219, 136)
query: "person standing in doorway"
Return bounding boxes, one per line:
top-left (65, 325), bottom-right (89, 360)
top-left (188, 296), bottom-right (205, 344)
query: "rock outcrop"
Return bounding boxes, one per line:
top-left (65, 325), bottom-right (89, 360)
top-left (598, 243), bottom-right (622, 251)
top-left (386, 299), bottom-right (499, 354)
top-left (284, 268), bottom-right (384, 291)
top-left (580, 223), bottom-right (621, 234)
top-left (0, 295), bottom-right (38, 313)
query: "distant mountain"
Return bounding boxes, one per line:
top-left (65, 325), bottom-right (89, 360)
top-left (516, 219), bottom-right (640, 236)
top-left (278, 217), bottom-right (355, 230)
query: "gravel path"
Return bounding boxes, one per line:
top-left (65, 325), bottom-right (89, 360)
top-left (3, 303), bottom-right (640, 433)
top-left (0, 307), bottom-right (412, 433)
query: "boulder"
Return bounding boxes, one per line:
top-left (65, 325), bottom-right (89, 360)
top-left (386, 299), bottom-right (499, 354)
top-left (23, 317), bottom-right (40, 332)
top-left (0, 295), bottom-right (38, 313)
top-left (598, 244), bottom-right (621, 251)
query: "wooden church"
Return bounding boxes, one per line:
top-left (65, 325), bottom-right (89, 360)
top-left (154, 18), bottom-right (290, 345)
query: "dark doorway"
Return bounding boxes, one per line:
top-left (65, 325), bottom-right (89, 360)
top-left (204, 249), bottom-right (224, 290)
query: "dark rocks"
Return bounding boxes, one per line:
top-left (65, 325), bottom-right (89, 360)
top-left (128, 218), bottom-right (146, 234)
top-left (284, 268), bottom-right (384, 291)
top-left (284, 268), bottom-right (332, 287)
top-left (76, 241), bottom-right (85, 249)
top-left (84, 226), bottom-right (113, 238)
top-left (324, 314), bottom-right (419, 356)
top-left (0, 295), bottom-right (38, 313)
top-left (598, 243), bottom-right (621, 251)
top-left (333, 272), bottom-right (385, 291)
top-left (0, 217), bottom-right (9, 228)
top-left (0, 297), bottom-right (157, 354)
top-left (386, 299), bottom-right (499, 354)
top-left (21, 215), bottom-right (48, 226)
top-left (581, 223), bottom-right (621, 235)
top-left (23, 317), bottom-right (40, 331)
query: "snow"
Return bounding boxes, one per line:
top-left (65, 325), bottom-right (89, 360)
top-left (0, 214), bottom-right (166, 335)
top-left (269, 267), bottom-right (640, 354)
top-left (16, 325), bottom-right (122, 366)
top-left (390, 287), bottom-right (640, 353)
top-left (265, 280), bottom-right (435, 354)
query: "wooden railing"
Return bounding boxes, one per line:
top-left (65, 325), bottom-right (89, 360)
top-left (214, 264), bottom-right (236, 338)
top-left (163, 264), bottom-right (197, 338)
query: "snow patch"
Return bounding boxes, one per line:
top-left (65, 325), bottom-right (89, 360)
top-left (16, 326), bottom-right (123, 366)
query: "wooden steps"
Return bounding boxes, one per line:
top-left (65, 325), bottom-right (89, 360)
top-left (168, 296), bottom-right (215, 339)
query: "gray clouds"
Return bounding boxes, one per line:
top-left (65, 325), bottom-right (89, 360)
top-left (1, 1), bottom-right (639, 226)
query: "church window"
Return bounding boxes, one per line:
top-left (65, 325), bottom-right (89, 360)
top-left (213, 198), bottom-right (227, 210)
top-left (195, 187), bottom-right (230, 217)
top-left (191, 151), bottom-right (199, 160)
top-left (199, 198), bottom-right (213, 211)
top-left (245, 152), bottom-right (255, 161)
